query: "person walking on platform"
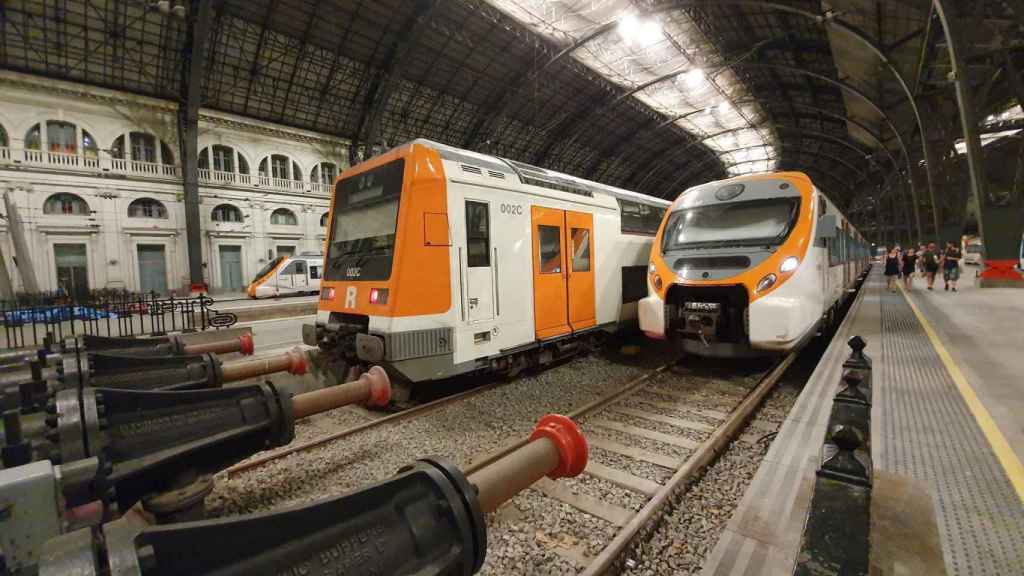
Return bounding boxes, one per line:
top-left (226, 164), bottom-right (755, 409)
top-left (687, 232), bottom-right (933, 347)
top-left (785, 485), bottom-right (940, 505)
top-left (918, 244), bottom-right (927, 276)
top-left (942, 240), bottom-right (962, 292)
top-left (884, 246), bottom-right (901, 292)
top-left (902, 247), bottom-right (918, 290)
top-left (922, 242), bottom-right (940, 290)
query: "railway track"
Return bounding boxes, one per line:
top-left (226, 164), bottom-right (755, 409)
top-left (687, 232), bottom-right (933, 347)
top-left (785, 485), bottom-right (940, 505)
top-left (219, 346), bottom-right (796, 575)
top-left (477, 351), bottom-right (799, 575)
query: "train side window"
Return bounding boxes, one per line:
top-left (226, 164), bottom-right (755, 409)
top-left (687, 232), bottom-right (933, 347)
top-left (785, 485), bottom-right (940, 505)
top-left (538, 225), bottom-right (562, 274)
top-left (465, 201), bottom-right (490, 267)
top-left (309, 265), bottom-right (321, 279)
top-left (618, 199), bottom-right (664, 235)
top-left (294, 261), bottom-right (307, 275)
top-left (818, 195), bottom-right (826, 219)
top-left (571, 228), bottom-right (591, 272)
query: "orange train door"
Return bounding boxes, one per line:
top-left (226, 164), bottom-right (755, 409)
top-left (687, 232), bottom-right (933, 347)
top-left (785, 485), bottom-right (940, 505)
top-left (531, 206), bottom-right (570, 339)
top-left (565, 211), bottom-right (596, 331)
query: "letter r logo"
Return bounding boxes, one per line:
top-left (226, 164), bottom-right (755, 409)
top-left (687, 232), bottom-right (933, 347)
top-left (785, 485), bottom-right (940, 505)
top-left (345, 286), bottom-right (357, 309)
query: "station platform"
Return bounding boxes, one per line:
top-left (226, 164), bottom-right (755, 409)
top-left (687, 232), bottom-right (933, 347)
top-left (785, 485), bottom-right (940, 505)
top-left (702, 267), bottom-right (1024, 576)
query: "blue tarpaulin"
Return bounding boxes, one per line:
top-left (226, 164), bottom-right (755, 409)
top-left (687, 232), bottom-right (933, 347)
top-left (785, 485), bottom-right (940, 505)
top-left (2, 306), bottom-right (118, 325)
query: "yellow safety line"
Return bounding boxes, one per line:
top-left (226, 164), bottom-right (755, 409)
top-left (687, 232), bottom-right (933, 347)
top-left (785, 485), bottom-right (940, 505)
top-left (899, 283), bottom-right (1024, 502)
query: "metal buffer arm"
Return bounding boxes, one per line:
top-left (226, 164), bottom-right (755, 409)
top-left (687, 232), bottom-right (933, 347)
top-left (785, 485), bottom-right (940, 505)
top-left (2, 333), bottom-right (255, 412)
top-left (795, 336), bottom-right (873, 575)
top-left (0, 367), bottom-right (393, 574)
top-left (38, 414), bottom-right (588, 576)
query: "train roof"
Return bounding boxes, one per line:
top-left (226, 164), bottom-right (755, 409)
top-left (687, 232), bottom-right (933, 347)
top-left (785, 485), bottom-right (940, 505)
top-left (409, 139), bottom-right (670, 209)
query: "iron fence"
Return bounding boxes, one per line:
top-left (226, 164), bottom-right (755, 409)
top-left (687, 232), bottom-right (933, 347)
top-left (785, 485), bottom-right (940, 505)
top-left (1, 290), bottom-right (238, 349)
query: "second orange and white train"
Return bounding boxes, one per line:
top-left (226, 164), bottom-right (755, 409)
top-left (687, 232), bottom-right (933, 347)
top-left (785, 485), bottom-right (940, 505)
top-left (639, 172), bottom-right (870, 356)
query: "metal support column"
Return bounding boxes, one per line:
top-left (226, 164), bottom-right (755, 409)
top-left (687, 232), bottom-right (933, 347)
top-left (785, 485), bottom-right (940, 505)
top-left (178, 0), bottom-right (214, 293)
top-left (933, 0), bottom-right (1024, 285)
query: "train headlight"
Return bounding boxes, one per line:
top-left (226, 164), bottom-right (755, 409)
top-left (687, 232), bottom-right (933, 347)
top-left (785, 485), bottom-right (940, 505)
top-left (780, 256), bottom-right (799, 273)
top-left (369, 288), bottom-right (389, 305)
top-left (648, 262), bottom-right (657, 275)
top-left (320, 287), bottom-right (335, 301)
top-left (653, 274), bottom-right (663, 291)
top-left (756, 273), bottom-right (777, 293)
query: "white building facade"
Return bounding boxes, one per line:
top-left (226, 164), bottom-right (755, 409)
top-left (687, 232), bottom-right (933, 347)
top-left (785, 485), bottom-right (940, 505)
top-left (0, 71), bottom-right (347, 296)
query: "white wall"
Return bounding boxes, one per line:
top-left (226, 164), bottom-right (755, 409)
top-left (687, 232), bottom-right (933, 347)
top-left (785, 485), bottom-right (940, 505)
top-left (0, 72), bottom-right (342, 295)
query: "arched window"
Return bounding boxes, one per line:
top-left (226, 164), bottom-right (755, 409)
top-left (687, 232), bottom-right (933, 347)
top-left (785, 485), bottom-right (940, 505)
top-left (24, 121), bottom-right (97, 156)
top-left (0, 124), bottom-right (8, 148)
top-left (211, 204), bottom-right (243, 223)
top-left (128, 198), bottom-right (168, 219)
top-left (270, 208), bottom-right (298, 226)
top-left (112, 134), bottom-right (176, 166)
top-left (320, 212), bottom-right (329, 227)
top-left (199, 145), bottom-right (249, 174)
top-left (259, 154), bottom-right (303, 181)
top-left (311, 162), bottom-right (338, 186)
top-left (44, 193), bottom-right (90, 216)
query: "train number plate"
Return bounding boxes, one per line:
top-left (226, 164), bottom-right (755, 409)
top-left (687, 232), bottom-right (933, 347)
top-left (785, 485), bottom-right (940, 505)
top-left (684, 302), bottom-right (720, 312)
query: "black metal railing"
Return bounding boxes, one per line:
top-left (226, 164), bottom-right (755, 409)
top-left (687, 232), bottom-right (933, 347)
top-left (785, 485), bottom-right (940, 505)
top-left (1, 290), bottom-right (238, 349)
top-left (795, 335), bottom-right (873, 576)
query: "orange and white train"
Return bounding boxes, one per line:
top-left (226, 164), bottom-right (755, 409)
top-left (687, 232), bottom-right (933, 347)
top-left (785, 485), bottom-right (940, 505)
top-left (639, 171), bottom-right (870, 357)
top-left (304, 139), bottom-right (669, 391)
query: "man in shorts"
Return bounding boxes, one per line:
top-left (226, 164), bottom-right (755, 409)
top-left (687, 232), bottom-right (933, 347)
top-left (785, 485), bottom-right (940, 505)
top-left (922, 242), bottom-right (940, 290)
top-left (942, 240), bottom-right (962, 292)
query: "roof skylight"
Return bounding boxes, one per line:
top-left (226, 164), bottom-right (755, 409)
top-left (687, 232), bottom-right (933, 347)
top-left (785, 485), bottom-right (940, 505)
top-left (487, 0), bottom-right (778, 180)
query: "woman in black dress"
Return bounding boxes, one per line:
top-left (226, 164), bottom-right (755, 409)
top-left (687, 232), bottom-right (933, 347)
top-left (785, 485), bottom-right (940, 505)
top-left (884, 247), bottom-right (901, 292)
top-left (902, 248), bottom-right (917, 290)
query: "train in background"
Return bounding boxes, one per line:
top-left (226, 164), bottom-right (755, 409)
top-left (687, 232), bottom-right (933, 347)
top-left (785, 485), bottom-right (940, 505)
top-left (247, 252), bottom-right (324, 298)
top-left (962, 235), bottom-right (984, 266)
top-left (639, 172), bottom-right (870, 357)
top-left (305, 139), bottom-right (669, 395)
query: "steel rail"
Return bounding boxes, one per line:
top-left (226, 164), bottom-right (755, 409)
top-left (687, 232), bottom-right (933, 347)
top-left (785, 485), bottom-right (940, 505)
top-left (581, 348), bottom-right (799, 575)
top-left (462, 363), bottom-right (675, 475)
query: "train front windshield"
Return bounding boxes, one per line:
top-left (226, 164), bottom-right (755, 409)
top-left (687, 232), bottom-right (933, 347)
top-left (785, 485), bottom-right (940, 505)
top-left (662, 198), bottom-right (800, 251)
top-left (253, 256), bottom-right (285, 283)
top-left (325, 159), bottom-right (405, 282)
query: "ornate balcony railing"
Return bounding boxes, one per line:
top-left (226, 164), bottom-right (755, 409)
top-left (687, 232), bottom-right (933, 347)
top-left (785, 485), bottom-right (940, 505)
top-left (1, 147), bottom-right (329, 196)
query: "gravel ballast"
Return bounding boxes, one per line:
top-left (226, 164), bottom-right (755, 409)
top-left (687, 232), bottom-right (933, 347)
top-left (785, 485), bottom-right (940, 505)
top-left (619, 383), bottom-right (801, 576)
top-left (208, 351), bottom-right (657, 516)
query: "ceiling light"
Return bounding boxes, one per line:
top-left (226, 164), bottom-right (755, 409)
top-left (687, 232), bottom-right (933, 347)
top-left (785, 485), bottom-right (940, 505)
top-left (618, 14), bottom-right (639, 45)
top-left (618, 13), bottom-right (662, 47)
top-left (717, 101), bottom-right (731, 115)
top-left (685, 68), bottom-right (705, 88)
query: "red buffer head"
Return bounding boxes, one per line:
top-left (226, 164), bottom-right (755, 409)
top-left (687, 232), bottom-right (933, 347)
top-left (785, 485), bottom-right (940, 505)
top-left (529, 414), bottom-right (588, 479)
top-left (362, 366), bottom-right (392, 407)
top-left (238, 333), bottom-right (255, 356)
top-left (285, 348), bottom-right (308, 375)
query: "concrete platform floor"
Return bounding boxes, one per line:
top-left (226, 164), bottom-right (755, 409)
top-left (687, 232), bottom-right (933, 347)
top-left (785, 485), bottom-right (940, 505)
top-left (899, 267), bottom-right (1024, 465)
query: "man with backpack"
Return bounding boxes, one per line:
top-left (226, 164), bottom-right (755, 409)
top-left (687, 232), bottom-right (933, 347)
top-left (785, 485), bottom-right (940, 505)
top-left (942, 240), bottom-right (962, 292)
top-left (922, 242), bottom-right (940, 290)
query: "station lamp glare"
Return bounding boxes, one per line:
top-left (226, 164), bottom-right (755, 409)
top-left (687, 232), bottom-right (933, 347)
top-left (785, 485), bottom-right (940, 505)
top-left (780, 256), bottom-right (799, 273)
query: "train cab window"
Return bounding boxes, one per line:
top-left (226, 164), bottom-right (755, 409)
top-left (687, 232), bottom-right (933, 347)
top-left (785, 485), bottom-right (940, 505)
top-left (571, 228), bottom-right (591, 272)
top-left (538, 225), bottom-right (562, 274)
top-left (282, 260), bottom-right (306, 275)
top-left (309, 265), bottom-right (321, 280)
top-left (465, 201), bottom-right (490, 268)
